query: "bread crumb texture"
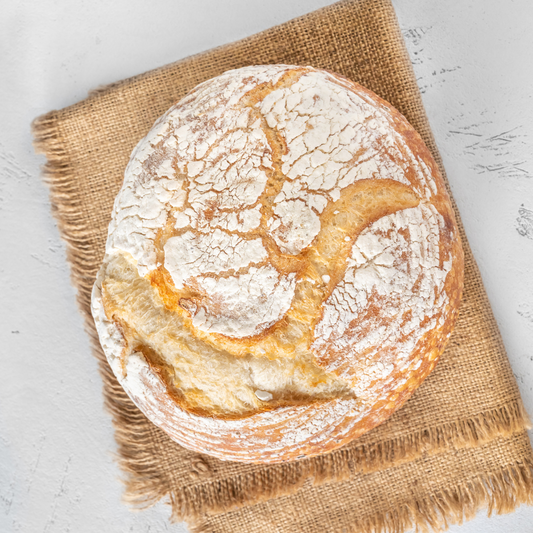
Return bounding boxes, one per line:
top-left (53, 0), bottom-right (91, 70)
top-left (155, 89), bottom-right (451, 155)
top-left (91, 65), bottom-right (463, 462)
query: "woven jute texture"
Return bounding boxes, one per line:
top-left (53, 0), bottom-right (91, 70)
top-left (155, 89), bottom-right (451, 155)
top-left (33, 0), bottom-right (533, 531)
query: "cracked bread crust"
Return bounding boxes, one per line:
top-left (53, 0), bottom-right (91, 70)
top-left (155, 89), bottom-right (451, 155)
top-left (91, 65), bottom-right (464, 463)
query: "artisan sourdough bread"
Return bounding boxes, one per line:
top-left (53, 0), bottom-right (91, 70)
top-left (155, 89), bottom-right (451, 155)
top-left (91, 65), bottom-right (464, 463)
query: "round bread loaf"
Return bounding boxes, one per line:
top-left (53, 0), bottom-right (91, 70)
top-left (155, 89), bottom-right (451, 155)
top-left (91, 65), bottom-right (464, 463)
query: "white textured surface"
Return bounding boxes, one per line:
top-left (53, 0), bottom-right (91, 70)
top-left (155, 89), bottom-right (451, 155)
top-left (1, 0), bottom-right (532, 531)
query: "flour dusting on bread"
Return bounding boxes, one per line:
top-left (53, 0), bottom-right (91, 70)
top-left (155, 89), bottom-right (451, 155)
top-left (91, 65), bottom-right (463, 463)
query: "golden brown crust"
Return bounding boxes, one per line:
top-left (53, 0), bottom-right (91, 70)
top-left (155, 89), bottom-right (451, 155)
top-left (92, 65), bottom-right (464, 463)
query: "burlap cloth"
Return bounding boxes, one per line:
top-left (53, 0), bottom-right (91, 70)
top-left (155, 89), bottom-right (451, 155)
top-left (33, 0), bottom-right (533, 531)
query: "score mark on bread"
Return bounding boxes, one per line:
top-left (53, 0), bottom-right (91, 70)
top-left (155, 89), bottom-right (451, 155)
top-left (92, 65), bottom-right (463, 463)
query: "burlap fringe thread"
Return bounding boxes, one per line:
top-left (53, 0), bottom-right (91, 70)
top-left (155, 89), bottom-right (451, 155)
top-left (124, 398), bottom-right (530, 523)
top-left (191, 462), bottom-right (533, 533)
top-left (33, 111), bottom-right (533, 529)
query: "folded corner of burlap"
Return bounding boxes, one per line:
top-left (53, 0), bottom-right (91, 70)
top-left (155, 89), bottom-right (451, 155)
top-left (32, 0), bottom-right (533, 531)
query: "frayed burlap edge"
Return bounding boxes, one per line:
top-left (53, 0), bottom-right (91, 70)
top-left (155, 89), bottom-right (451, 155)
top-left (190, 460), bottom-right (533, 533)
top-left (32, 97), bottom-right (533, 525)
top-left (159, 400), bottom-right (531, 522)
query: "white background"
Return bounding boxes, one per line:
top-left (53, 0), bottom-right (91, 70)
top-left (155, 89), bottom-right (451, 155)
top-left (1, 1), bottom-right (532, 531)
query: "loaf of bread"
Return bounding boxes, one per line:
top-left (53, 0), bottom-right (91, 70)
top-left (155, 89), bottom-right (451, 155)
top-left (91, 65), bottom-right (463, 463)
